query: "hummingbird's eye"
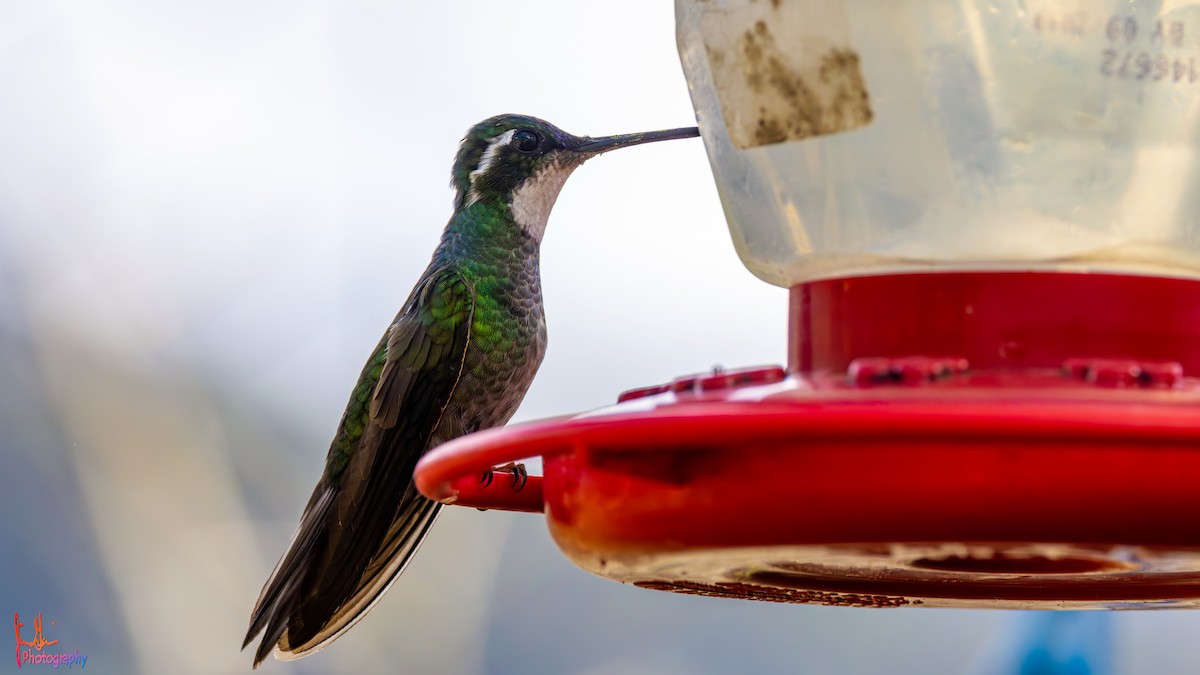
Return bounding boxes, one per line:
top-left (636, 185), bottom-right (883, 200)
top-left (513, 130), bottom-right (541, 153)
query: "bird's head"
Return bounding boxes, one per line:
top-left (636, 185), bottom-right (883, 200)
top-left (451, 114), bottom-right (698, 240)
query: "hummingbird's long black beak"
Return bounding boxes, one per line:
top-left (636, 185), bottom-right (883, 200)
top-left (571, 126), bottom-right (699, 154)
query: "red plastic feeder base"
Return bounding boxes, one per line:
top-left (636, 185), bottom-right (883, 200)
top-left (414, 272), bottom-right (1200, 608)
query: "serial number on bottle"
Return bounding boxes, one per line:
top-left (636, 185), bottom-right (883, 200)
top-left (1100, 50), bottom-right (1199, 83)
top-left (1097, 14), bottom-right (1195, 84)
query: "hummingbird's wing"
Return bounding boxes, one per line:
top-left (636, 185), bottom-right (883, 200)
top-left (244, 266), bottom-right (474, 667)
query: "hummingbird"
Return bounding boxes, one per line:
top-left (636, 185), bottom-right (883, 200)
top-left (242, 114), bottom-right (699, 667)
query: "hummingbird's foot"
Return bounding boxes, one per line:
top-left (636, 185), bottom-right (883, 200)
top-left (479, 462), bottom-right (528, 491)
top-left (506, 462), bottom-right (528, 492)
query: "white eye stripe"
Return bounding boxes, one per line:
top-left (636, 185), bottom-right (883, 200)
top-left (464, 129), bottom-right (516, 207)
top-left (468, 129), bottom-right (515, 185)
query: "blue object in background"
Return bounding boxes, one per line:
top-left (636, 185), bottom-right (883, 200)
top-left (972, 612), bottom-right (1113, 675)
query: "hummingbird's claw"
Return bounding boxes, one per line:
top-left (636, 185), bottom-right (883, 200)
top-left (480, 462), bottom-right (528, 492)
top-left (510, 463), bottom-right (528, 492)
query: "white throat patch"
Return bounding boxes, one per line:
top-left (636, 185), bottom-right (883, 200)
top-left (509, 151), bottom-right (588, 242)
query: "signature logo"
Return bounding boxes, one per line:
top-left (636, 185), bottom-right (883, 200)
top-left (13, 613), bottom-right (87, 669)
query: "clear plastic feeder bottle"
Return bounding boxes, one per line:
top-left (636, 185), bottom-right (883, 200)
top-left (678, 0), bottom-right (1200, 286)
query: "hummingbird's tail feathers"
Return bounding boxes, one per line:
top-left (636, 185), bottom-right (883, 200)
top-left (276, 494), bottom-right (444, 660)
top-left (243, 485), bottom-right (336, 667)
top-left (243, 266), bottom-right (476, 666)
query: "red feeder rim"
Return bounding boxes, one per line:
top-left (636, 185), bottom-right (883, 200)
top-left (414, 271), bottom-right (1200, 608)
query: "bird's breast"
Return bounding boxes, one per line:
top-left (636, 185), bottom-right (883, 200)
top-left (436, 286), bottom-right (546, 440)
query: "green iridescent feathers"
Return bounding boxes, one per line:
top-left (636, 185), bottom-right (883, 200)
top-left (325, 268), bottom-right (474, 478)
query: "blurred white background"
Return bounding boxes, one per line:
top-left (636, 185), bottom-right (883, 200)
top-left (2, 1), bottom-right (1197, 673)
